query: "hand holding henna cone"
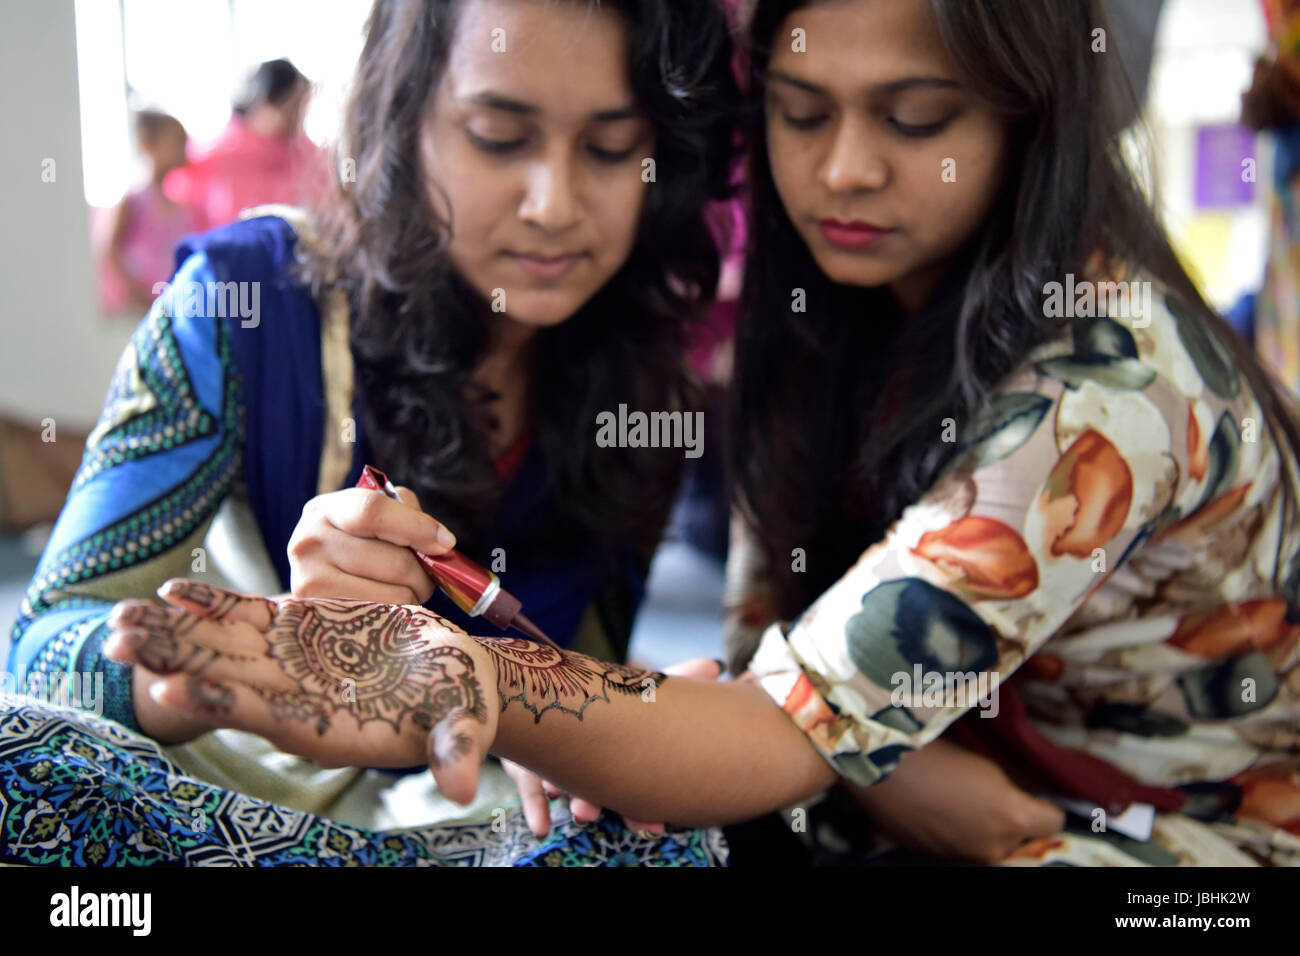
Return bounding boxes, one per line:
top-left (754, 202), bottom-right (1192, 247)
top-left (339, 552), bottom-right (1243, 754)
top-left (357, 465), bottom-right (560, 647)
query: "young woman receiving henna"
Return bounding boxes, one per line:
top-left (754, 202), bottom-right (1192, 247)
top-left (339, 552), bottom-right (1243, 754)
top-left (1, 0), bottom-right (738, 866)
top-left (102, 0), bottom-right (1300, 869)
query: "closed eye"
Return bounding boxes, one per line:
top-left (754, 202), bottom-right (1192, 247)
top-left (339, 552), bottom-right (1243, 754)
top-left (588, 144), bottom-right (638, 163)
top-left (782, 113), bottom-right (829, 131)
top-left (888, 116), bottom-right (953, 138)
top-left (468, 131), bottom-right (527, 155)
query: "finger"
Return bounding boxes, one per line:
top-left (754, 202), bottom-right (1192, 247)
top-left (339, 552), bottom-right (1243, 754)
top-left (155, 579), bottom-right (277, 629)
top-left (145, 674), bottom-right (359, 766)
top-left (427, 709), bottom-right (491, 806)
top-left (624, 820), bottom-right (666, 836)
top-left (108, 600), bottom-right (265, 656)
top-left (332, 487), bottom-right (456, 555)
top-left (570, 797), bottom-right (603, 825)
top-left (1018, 795), bottom-right (1068, 842)
top-left (663, 657), bottom-right (726, 680)
top-left (316, 534), bottom-right (434, 604)
top-left (146, 673), bottom-right (277, 736)
top-left (293, 564), bottom-right (428, 607)
top-left (504, 764), bottom-right (553, 838)
top-left (104, 627), bottom-right (283, 688)
top-left (392, 485), bottom-right (421, 511)
top-left (541, 780), bottom-right (564, 799)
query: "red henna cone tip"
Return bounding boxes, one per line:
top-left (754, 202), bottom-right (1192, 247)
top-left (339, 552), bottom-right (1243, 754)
top-left (511, 612), bottom-right (555, 647)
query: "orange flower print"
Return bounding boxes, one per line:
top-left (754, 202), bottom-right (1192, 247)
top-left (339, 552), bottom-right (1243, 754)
top-left (1040, 428), bottom-right (1133, 558)
top-left (1232, 765), bottom-right (1300, 835)
top-left (913, 515), bottom-right (1039, 599)
top-left (1021, 652), bottom-right (1066, 682)
top-left (1155, 483), bottom-right (1253, 542)
top-left (782, 672), bottom-right (838, 739)
top-left (1169, 599), bottom-right (1299, 659)
top-left (1187, 403), bottom-right (1208, 483)
top-left (1005, 837), bottom-right (1067, 862)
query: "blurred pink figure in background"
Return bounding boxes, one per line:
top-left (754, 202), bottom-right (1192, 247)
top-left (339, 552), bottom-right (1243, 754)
top-left (164, 59), bottom-right (331, 230)
top-left (95, 109), bottom-right (203, 315)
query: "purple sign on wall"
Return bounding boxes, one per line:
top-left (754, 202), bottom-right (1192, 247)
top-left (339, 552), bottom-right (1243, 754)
top-left (1195, 123), bottom-right (1256, 209)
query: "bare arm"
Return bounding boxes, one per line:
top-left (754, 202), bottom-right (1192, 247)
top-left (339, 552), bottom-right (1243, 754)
top-left (105, 581), bottom-right (838, 826)
top-left (480, 637), bottom-right (838, 826)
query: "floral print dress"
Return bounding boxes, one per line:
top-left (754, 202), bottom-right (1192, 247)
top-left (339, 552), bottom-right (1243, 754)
top-left (740, 278), bottom-right (1300, 866)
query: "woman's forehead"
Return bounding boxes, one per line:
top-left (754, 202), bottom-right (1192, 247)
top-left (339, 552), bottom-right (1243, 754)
top-left (444, 0), bottom-right (637, 115)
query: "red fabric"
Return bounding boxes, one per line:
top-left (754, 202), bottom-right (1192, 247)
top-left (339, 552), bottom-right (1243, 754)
top-left (163, 116), bottom-right (331, 230)
top-left (493, 428), bottom-right (534, 483)
top-left (945, 679), bottom-right (1188, 813)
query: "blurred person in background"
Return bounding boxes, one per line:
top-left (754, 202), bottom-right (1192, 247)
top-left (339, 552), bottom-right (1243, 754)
top-left (95, 109), bottom-right (203, 315)
top-left (165, 58), bottom-right (331, 229)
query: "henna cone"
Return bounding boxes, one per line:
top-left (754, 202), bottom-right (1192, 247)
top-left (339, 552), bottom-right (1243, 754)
top-left (357, 465), bottom-right (560, 648)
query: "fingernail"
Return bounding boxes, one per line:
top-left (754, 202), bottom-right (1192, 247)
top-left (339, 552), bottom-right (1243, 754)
top-left (435, 526), bottom-right (456, 549)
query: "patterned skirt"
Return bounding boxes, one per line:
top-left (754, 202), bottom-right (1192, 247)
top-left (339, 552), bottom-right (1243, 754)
top-left (0, 697), bottom-right (728, 867)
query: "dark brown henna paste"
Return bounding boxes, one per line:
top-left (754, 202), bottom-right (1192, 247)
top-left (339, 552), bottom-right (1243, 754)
top-left (247, 599), bottom-right (488, 738)
top-left (134, 629), bottom-right (208, 675)
top-left (186, 676), bottom-right (235, 717)
top-left (115, 602), bottom-right (202, 637)
top-left (166, 579), bottom-right (277, 623)
top-left (474, 636), bottom-right (666, 722)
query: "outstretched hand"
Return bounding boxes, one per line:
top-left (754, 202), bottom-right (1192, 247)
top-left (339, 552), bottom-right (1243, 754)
top-left (104, 579), bottom-right (500, 804)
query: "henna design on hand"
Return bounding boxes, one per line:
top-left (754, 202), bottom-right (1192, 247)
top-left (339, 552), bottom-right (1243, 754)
top-left (255, 599), bottom-right (488, 737)
top-left (474, 636), bottom-right (667, 722)
top-left (187, 675), bottom-right (236, 717)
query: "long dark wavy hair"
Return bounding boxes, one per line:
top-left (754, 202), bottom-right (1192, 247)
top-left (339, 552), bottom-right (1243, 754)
top-left (299, 0), bottom-right (738, 565)
top-left (732, 0), bottom-right (1300, 619)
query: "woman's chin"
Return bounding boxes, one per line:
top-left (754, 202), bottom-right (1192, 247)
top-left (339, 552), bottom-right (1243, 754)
top-left (499, 291), bottom-right (591, 328)
top-left (811, 252), bottom-right (904, 291)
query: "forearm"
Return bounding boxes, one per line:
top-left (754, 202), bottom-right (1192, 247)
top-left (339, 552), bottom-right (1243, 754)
top-left (480, 637), bottom-right (836, 826)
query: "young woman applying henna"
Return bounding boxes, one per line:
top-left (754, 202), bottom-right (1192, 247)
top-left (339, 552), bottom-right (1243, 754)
top-left (101, 0), bottom-right (1300, 869)
top-left (2, 0), bottom-right (737, 866)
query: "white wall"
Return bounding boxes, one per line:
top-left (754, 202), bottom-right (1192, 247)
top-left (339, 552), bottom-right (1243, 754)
top-left (0, 0), bottom-right (136, 432)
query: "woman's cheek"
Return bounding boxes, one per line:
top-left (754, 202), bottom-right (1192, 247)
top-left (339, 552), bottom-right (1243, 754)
top-left (599, 178), bottom-right (649, 266)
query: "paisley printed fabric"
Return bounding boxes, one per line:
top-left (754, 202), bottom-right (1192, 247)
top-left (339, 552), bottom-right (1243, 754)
top-left (0, 697), bottom-right (728, 867)
top-left (747, 275), bottom-right (1300, 865)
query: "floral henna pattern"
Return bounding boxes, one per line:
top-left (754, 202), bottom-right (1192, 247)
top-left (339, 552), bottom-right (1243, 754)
top-left (474, 636), bottom-right (667, 722)
top-left (254, 599), bottom-right (488, 737)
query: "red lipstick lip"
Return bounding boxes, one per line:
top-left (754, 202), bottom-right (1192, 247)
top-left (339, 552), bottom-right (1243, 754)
top-left (818, 219), bottom-right (893, 249)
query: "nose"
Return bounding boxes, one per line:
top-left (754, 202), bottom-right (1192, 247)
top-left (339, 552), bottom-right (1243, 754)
top-left (518, 151), bottom-right (582, 234)
top-left (818, 115), bottom-right (888, 195)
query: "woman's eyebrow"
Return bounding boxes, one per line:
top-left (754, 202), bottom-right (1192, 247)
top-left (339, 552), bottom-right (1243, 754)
top-left (767, 70), bottom-right (959, 96)
top-left (590, 106), bottom-right (641, 123)
top-left (463, 90), bottom-right (538, 114)
top-left (462, 90), bottom-right (640, 122)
